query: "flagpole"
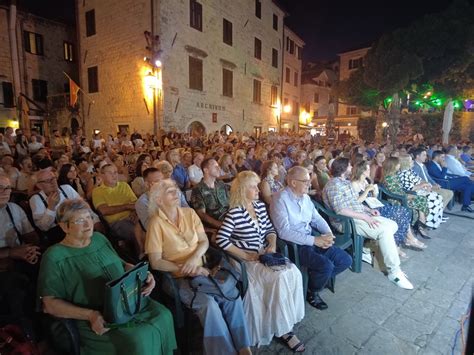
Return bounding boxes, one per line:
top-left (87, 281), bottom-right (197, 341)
top-left (62, 71), bottom-right (95, 104)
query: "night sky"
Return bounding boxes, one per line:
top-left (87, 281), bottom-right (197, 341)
top-left (11, 0), bottom-right (463, 61)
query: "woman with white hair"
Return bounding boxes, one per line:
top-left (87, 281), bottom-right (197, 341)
top-left (146, 179), bottom-right (252, 355)
top-left (216, 171), bottom-right (305, 351)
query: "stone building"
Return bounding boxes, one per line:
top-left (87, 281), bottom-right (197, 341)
top-left (336, 46), bottom-right (371, 137)
top-left (76, 0), bottom-right (286, 136)
top-left (0, 3), bottom-right (77, 133)
top-left (281, 26), bottom-right (304, 131)
top-left (300, 62), bottom-right (336, 134)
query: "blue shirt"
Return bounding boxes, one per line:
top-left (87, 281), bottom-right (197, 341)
top-left (172, 164), bottom-right (190, 190)
top-left (270, 187), bottom-right (332, 246)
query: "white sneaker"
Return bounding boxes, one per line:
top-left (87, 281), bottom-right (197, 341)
top-left (388, 271), bottom-right (414, 290)
top-left (362, 249), bottom-right (372, 264)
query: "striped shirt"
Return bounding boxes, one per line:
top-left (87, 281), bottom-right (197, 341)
top-left (216, 200), bottom-right (276, 252)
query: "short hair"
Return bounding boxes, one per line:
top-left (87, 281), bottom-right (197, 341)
top-left (431, 150), bottom-right (444, 160)
top-left (143, 167), bottom-right (160, 180)
top-left (412, 147), bottom-right (426, 159)
top-left (201, 158), bottom-right (215, 171)
top-left (462, 145), bottom-right (471, 153)
top-left (331, 149), bottom-right (342, 159)
top-left (56, 199), bottom-right (92, 224)
top-left (314, 155), bottom-right (326, 164)
top-left (229, 171), bottom-right (260, 208)
top-left (100, 164), bottom-right (114, 173)
top-left (446, 145), bottom-right (457, 154)
top-left (382, 157), bottom-right (400, 180)
top-left (331, 158), bottom-right (350, 177)
top-left (148, 179), bottom-right (178, 215)
top-left (287, 166), bottom-right (309, 181)
top-left (154, 160), bottom-right (173, 176)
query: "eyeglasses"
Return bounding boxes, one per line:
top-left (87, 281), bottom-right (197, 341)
top-left (293, 179), bottom-right (311, 184)
top-left (69, 215), bottom-right (93, 225)
top-left (37, 177), bottom-right (56, 184)
top-left (0, 185), bottom-right (12, 193)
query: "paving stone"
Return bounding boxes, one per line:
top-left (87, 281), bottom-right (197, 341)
top-left (351, 293), bottom-right (398, 325)
top-left (304, 328), bottom-right (358, 355)
top-left (398, 297), bottom-right (445, 326)
top-left (382, 312), bottom-right (436, 343)
top-left (357, 328), bottom-right (419, 355)
top-left (423, 270), bottom-right (466, 296)
top-left (328, 312), bottom-right (379, 348)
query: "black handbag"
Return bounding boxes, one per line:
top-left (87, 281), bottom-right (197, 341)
top-left (103, 261), bottom-right (149, 324)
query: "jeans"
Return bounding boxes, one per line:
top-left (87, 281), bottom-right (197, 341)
top-left (298, 245), bottom-right (352, 293)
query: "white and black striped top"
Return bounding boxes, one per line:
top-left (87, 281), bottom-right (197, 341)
top-left (216, 200), bottom-right (276, 252)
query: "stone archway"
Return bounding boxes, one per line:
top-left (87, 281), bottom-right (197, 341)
top-left (220, 124), bottom-right (233, 135)
top-left (188, 121), bottom-right (206, 137)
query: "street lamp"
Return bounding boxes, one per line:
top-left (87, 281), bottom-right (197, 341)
top-left (283, 104), bottom-right (291, 113)
top-left (144, 71), bottom-right (160, 135)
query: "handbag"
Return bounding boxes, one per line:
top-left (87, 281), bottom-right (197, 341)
top-left (259, 252), bottom-right (287, 267)
top-left (188, 252), bottom-right (240, 308)
top-left (103, 261), bottom-right (149, 324)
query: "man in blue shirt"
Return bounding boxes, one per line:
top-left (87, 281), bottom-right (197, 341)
top-left (167, 149), bottom-right (190, 190)
top-left (270, 166), bottom-right (352, 310)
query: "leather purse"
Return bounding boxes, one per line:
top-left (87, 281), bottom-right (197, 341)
top-left (103, 261), bottom-right (149, 325)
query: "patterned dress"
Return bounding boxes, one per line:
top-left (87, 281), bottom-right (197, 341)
top-left (353, 182), bottom-right (410, 246)
top-left (397, 169), bottom-right (443, 229)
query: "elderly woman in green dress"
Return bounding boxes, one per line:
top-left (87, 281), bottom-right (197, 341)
top-left (38, 199), bottom-right (176, 355)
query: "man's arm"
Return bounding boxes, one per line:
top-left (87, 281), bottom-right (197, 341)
top-left (30, 195), bottom-right (56, 231)
top-left (95, 203), bottom-right (135, 217)
top-left (195, 208), bottom-right (222, 229)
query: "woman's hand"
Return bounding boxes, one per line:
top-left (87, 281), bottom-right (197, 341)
top-left (141, 272), bottom-right (155, 296)
top-left (242, 251), bottom-right (259, 262)
top-left (180, 255), bottom-right (201, 276)
top-left (9, 244), bottom-right (41, 264)
top-left (88, 310), bottom-right (110, 336)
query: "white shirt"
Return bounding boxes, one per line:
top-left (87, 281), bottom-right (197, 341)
top-left (188, 164), bottom-right (203, 185)
top-left (28, 142), bottom-right (43, 153)
top-left (0, 202), bottom-right (34, 248)
top-left (29, 185), bottom-right (80, 231)
top-left (445, 154), bottom-right (471, 177)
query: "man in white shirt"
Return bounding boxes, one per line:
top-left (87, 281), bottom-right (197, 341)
top-left (188, 152), bottom-right (204, 186)
top-left (445, 146), bottom-right (472, 178)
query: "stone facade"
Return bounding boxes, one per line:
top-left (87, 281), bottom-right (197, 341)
top-left (0, 5), bottom-right (77, 132)
top-left (281, 26), bottom-right (304, 131)
top-left (77, 0), bottom-right (286, 136)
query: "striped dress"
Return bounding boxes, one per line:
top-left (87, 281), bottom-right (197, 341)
top-left (216, 200), bottom-right (275, 252)
top-left (216, 200), bottom-right (305, 347)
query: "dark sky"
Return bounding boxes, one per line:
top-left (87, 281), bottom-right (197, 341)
top-left (278, 0), bottom-right (458, 61)
top-left (10, 0), bottom-right (465, 62)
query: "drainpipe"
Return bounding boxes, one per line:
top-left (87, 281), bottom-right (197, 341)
top-left (8, 0), bottom-right (22, 105)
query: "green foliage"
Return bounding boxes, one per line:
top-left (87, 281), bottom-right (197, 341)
top-left (357, 116), bottom-right (377, 142)
top-left (401, 113), bottom-right (462, 142)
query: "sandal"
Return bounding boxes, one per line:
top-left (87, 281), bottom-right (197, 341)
top-left (280, 332), bottom-right (305, 352)
top-left (404, 239), bottom-right (427, 251)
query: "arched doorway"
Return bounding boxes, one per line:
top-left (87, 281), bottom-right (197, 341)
top-left (220, 124), bottom-right (233, 135)
top-left (188, 121), bottom-right (206, 137)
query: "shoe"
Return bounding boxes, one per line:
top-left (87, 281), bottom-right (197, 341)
top-left (307, 292), bottom-right (328, 310)
top-left (461, 206), bottom-right (474, 213)
top-left (388, 271), bottom-right (414, 290)
top-left (442, 216), bottom-right (449, 220)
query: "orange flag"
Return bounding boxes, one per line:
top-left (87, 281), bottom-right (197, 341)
top-left (69, 78), bottom-right (80, 107)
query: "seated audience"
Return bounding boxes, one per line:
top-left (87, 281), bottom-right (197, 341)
top-left (445, 145), bottom-right (472, 178)
top-left (412, 148), bottom-right (454, 209)
top-left (38, 199), bottom-right (176, 354)
top-left (370, 151), bottom-right (385, 184)
top-left (397, 154), bottom-right (444, 229)
top-left (217, 171), bottom-right (305, 350)
top-left (351, 161), bottom-right (426, 256)
top-left (314, 155), bottom-right (330, 190)
top-left (272, 166), bottom-right (353, 308)
top-left (426, 150), bottom-right (473, 212)
top-left (57, 163), bottom-right (86, 198)
top-left (259, 160), bottom-right (284, 205)
top-left (146, 179), bottom-right (251, 355)
top-left (322, 158), bottom-right (413, 289)
top-left (167, 149), bottom-right (190, 190)
top-left (191, 158), bottom-right (230, 229)
top-left (188, 152), bottom-right (204, 186)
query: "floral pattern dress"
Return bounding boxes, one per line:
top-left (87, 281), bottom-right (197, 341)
top-left (397, 169), bottom-right (443, 229)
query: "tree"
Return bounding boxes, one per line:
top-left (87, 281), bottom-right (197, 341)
top-left (335, 0), bottom-right (474, 145)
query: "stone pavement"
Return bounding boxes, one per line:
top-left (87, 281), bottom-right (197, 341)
top-left (255, 214), bottom-right (473, 355)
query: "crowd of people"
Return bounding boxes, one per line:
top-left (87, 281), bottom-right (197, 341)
top-left (0, 125), bottom-right (473, 354)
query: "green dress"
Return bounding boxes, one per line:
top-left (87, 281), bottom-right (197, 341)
top-left (38, 232), bottom-right (177, 355)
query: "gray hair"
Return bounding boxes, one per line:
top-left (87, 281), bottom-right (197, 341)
top-left (148, 179), bottom-right (178, 216)
top-left (287, 166), bottom-right (309, 181)
top-left (57, 199), bottom-right (92, 223)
